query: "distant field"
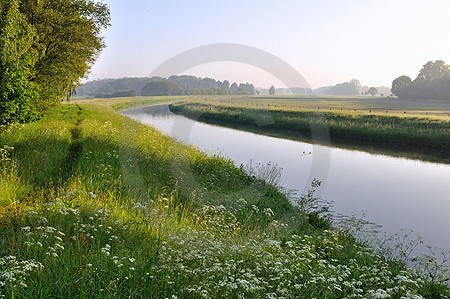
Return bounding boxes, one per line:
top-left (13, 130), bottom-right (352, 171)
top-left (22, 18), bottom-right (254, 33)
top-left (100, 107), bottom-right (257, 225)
top-left (71, 95), bottom-right (194, 110)
top-left (188, 95), bottom-right (450, 118)
top-left (72, 95), bottom-right (450, 117)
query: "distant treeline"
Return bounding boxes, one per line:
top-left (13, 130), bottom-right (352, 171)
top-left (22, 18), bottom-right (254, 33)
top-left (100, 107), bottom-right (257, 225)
top-left (77, 75), bottom-right (256, 97)
top-left (313, 79), bottom-right (391, 96)
top-left (392, 60), bottom-right (450, 100)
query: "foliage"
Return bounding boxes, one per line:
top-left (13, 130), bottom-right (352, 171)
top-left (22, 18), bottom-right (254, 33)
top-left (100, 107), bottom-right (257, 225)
top-left (79, 75), bottom-right (256, 97)
top-left (78, 77), bottom-right (154, 97)
top-left (0, 0), bottom-right (40, 124)
top-left (392, 60), bottom-right (450, 100)
top-left (392, 75), bottom-right (412, 98)
top-left (368, 87), bottom-right (378, 96)
top-left (350, 79), bottom-right (361, 88)
top-left (0, 99), bottom-right (448, 297)
top-left (269, 85), bottom-right (275, 95)
top-left (0, 0), bottom-right (110, 123)
top-left (141, 81), bottom-right (184, 96)
top-left (168, 74), bottom-right (232, 90)
top-left (329, 80), bottom-right (359, 96)
top-left (19, 0), bottom-right (111, 105)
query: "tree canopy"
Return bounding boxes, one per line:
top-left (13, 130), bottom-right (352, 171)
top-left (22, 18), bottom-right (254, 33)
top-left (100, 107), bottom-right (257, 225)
top-left (391, 75), bottom-right (412, 98)
top-left (0, 0), bottom-right (110, 123)
top-left (0, 0), bottom-right (40, 123)
top-left (368, 87), bottom-right (378, 96)
top-left (79, 75), bottom-right (255, 97)
top-left (391, 60), bottom-right (450, 100)
top-left (328, 81), bottom-right (358, 96)
top-left (269, 85), bottom-right (275, 95)
top-left (141, 81), bottom-right (184, 96)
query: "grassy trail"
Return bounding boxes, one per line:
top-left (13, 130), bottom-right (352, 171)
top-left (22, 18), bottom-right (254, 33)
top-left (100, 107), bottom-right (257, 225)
top-left (0, 97), bottom-right (448, 298)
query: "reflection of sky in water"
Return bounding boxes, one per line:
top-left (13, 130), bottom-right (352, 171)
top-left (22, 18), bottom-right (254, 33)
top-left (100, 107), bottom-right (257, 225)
top-left (122, 106), bottom-right (450, 252)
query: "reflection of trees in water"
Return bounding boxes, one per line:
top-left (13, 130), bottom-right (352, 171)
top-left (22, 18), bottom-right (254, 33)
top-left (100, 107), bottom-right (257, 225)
top-left (141, 105), bottom-right (172, 117)
top-left (122, 105), bottom-right (174, 120)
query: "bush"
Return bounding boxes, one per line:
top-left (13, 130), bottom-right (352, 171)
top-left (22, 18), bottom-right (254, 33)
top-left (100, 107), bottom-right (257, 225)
top-left (0, 61), bottom-right (41, 124)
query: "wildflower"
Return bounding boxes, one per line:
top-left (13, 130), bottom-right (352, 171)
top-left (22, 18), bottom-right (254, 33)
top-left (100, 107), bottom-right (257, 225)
top-left (25, 209), bottom-right (38, 215)
top-left (263, 207), bottom-right (274, 217)
top-left (55, 244), bottom-right (65, 250)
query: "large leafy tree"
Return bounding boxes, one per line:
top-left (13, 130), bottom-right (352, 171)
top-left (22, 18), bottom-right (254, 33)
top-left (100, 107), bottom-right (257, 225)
top-left (20, 0), bottom-right (111, 106)
top-left (391, 75), bottom-right (412, 98)
top-left (414, 60), bottom-right (449, 84)
top-left (392, 61), bottom-right (450, 100)
top-left (0, 0), bottom-right (110, 123)
top-left (0, 0), bottom-right (40, 123)
top-left (367, 87), bottom-right (378, 96)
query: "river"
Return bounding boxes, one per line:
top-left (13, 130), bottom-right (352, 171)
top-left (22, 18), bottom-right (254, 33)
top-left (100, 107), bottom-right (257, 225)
top-left (121, 105), bottom-right (450, 254)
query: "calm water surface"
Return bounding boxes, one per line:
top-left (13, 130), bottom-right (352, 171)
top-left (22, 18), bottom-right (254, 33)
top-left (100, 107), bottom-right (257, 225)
top-left (122, 105), bottom-right (450, 252)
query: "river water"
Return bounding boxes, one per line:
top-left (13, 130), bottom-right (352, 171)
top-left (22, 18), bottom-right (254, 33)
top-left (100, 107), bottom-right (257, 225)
top-left (121, 105), bottom-right (450, 253)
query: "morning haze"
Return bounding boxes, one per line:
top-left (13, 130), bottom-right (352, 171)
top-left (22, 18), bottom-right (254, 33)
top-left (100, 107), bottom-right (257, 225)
top-left (1, 0), bottom-right (449, 298)
top-left (90, 0), bottom-right (450, 89)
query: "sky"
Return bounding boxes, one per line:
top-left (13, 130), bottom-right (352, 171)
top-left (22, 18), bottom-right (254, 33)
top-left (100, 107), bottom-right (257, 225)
top-left (88, 0), bottom-right (450, 89)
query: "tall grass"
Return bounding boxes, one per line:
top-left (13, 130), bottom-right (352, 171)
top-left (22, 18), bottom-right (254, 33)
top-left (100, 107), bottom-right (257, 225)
top-left (0, 100), bottom-right (448, 298)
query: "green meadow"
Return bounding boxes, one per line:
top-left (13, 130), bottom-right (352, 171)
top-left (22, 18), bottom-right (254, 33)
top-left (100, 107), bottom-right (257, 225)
top-left (0, 97), bottom-right (449, 298)
top-left (169, 96), bottom-right (450, 163)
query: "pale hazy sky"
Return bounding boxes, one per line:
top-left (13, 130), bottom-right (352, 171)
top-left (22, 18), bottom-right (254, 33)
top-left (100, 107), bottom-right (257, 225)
top-left (88, 0), bottom-right (450, 89)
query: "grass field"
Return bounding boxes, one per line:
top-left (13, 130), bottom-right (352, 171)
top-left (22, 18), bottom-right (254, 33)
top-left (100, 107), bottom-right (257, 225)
top-left (208, 95), bottom-right (450, 118)
top-left (0, 97), bottom-right (449, 298)
top-left (169, 96), bottom-right (450, 163)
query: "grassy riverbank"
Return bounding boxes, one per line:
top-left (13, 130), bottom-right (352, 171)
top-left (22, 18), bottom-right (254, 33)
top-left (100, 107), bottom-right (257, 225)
top-left (169, 98), bottom-right (450, 163)
top-left (1, 97), bottom-right (449, 298)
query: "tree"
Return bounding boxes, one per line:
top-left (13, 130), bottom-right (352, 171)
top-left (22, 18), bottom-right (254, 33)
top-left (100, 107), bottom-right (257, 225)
top-left (230, 82), bottom-right (238, 91)
top-left (368, 87), bottom-right (378, 96)
top-left (269, 85), bottom-right (275, 95)
top-left (414, 60), bottom-right (449, 84)
top-left (222, 80), bottom-right (230, 90)
top-left (350, 79), bottom-right (361, 88)
top-left (239, 83), bottom-right (255, 95)
top-left (0, 0), bottom-right (40, 123)
top-left (391, 75), bottom-right (411, 98)
top-left (328, 81), bottom-right (358, 96)
top-left (19, 0), bottom-right (110, 106)
top-left (141, 81), bottom-right (183, 96)
top-left (97, 84), bottom-right (114, 94)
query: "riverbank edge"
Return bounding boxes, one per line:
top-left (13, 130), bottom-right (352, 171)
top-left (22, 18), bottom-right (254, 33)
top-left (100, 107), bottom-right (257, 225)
top-left (169, 102), bottom-right (450, 164)
top-left (1, 98), bottom-right (448, 297)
